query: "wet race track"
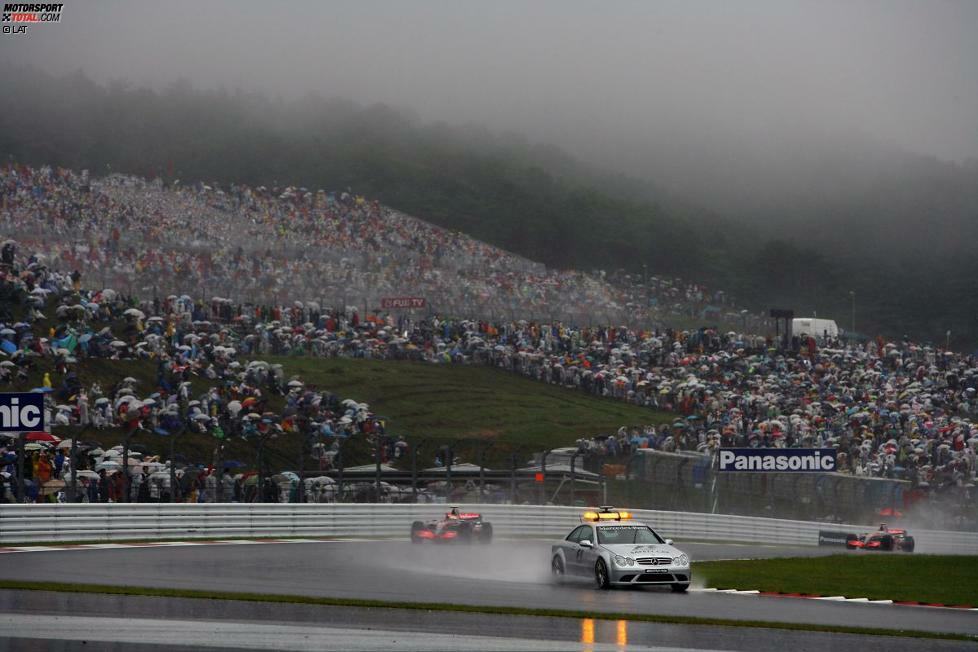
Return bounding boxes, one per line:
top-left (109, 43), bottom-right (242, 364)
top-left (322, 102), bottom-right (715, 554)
top-left (1, 539), bottom-right (976, 650)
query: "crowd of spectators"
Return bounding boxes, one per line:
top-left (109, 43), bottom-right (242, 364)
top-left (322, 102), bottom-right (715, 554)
top-left (2, 163), bottom-right (977, 511)
top-left (1, 163), bottom-right (745, 329)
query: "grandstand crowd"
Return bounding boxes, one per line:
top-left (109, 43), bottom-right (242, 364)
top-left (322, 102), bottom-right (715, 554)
top-left (1, 163), bottom-right (977, 515)
top-left (1, 163), bottom-right (741, 328)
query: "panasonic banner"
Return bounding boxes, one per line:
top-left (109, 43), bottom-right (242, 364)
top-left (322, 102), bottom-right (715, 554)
top-left (718, 448), bottom-right (836, 473)
top-left (0, 392), bottom-right (45, 432)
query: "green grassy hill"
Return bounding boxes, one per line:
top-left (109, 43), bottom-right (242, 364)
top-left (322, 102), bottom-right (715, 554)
top-left (279, 357), bottom-right (669, 446)
top-left (18, 354), bottom-right (673, 472)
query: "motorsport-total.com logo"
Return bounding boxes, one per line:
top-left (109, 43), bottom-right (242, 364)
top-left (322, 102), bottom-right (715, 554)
top-left (2, 3), bottom-right (64, 36)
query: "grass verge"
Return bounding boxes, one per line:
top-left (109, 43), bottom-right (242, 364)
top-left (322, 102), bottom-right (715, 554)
top-left (695, 554), bottom-right (978, 606)
top-left (0, 579), bottom-right (972, 642)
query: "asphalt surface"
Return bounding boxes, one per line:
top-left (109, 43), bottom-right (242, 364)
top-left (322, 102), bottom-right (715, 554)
top-left (0, 539), bottom-right (975, 639)
top-left (1, 590), bottom-right (975, 652)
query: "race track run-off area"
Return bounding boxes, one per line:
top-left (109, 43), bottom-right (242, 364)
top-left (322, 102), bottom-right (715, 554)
top-left (1, 537), bottom-right (977, 650)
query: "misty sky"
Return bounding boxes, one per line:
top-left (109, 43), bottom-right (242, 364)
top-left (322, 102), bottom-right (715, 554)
top-left (3, 0), bottom-right (977, 164)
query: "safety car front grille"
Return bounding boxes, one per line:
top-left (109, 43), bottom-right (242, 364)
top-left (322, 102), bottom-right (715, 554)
top-left (635, 557), bottom-right (672, 566)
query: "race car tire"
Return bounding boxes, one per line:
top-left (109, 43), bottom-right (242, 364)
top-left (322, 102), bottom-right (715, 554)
top-left (879, 534), bottom-right (894, 551)
top-left (551, 555), bottom-right (565, 584)
top-left (902, 536), bottom-right (915, 553)
top-left (671, 583), bottom-right (689, 593)
top-left (594, 559), bottom-right (610, 590)
top-left (478, 523), bottom-right (493, 544)
top-left (410, 521), bottom-right (425, 544)
top-left (457, 523), bottom-right (474, 543)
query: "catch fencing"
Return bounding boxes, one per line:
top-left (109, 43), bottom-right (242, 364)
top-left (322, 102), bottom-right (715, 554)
top-left (1, 503), bottom-right (976, 554)
top-left (618, 449), bottom-right (973, 529)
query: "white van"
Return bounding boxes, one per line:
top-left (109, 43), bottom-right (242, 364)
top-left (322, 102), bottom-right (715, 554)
top-left (793, 317), bottom-right (839, 339)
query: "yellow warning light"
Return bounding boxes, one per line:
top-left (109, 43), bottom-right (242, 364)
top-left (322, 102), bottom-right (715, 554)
top-left (581, 509), bottom-right (632, 522)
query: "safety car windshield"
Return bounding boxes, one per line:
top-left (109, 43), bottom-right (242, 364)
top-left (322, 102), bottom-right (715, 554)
top-left (596, 525), bottom-right (664, 545)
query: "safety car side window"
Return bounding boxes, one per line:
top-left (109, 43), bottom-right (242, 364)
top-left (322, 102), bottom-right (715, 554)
top-left (566, 525), bottom-right (588, 543)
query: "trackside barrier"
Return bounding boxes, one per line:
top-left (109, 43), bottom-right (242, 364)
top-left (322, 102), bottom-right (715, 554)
top-left (1, 504), bottom-right (975, 554)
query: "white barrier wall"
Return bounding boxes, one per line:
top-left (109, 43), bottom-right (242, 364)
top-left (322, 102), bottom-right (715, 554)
top-left (1, 503), bottom-right (975, 554)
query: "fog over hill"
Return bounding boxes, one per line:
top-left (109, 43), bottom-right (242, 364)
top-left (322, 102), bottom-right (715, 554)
top-left (1, 0), bottom-right (977, 345)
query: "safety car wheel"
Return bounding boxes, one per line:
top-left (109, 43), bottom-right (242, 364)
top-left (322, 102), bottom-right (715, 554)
top-left (671, 583), bottom-right (689, 593)
top-left (551, 556), bottom-right (565, 584)
top-left (594, 559), bottom-right (610, 590)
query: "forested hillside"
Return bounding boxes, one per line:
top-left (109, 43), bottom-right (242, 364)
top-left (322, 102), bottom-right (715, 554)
top-left (2, 69), bottom-right (975, 347)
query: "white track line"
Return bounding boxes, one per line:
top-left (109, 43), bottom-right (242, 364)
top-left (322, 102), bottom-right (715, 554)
top-left (698, 588), bottom-right (976, 610)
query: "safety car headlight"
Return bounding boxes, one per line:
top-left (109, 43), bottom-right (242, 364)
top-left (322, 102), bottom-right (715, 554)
top-left (613, 555), bottom-right (633, 567)
top-left (673, 554), bottom-right (689, 567)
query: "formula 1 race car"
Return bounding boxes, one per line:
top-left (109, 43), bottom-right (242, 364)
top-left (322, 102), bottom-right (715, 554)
top-left (846, 524), bottom-right (915, 552)
top-left (410, 507), bottom-right (493, 544)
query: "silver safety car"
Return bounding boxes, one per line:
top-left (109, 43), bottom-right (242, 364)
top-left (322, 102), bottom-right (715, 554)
top-left (550, 507), bottom-right (691, 592)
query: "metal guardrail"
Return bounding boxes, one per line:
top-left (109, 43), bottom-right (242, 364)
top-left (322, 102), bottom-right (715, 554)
top-left (1, 503), bottom-right (975, 554)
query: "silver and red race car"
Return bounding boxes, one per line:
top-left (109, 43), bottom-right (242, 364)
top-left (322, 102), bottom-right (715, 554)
top-left (410, 507), bottom-right (493, 543)
top-left (846, 524), bottom-right (915, 552)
